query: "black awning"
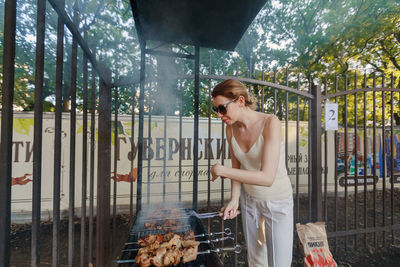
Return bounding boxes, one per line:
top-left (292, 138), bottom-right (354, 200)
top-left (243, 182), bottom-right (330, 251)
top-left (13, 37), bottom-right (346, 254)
top-left (130, 0), bottom-right (267, 51)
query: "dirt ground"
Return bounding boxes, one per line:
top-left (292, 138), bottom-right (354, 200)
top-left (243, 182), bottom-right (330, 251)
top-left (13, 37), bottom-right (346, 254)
top-left (9, 191), bottom-right (400, 266)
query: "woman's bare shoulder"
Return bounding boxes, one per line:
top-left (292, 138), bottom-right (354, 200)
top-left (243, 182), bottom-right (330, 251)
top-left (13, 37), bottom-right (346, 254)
top-left (258, 113), bottom-right (280, 126)
top-left (225, 124), bottom-right (233, 139)
top-left (261, 114), bottom-right (282, 138)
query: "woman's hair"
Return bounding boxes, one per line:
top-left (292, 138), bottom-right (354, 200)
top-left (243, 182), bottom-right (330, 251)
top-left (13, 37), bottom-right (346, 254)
top-left (211, 79), bottom-right (255, 110)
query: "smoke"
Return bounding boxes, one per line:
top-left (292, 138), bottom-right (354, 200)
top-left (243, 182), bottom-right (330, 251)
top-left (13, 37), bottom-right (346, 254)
top-left (134, 201), bottom-right (191, 234)
top-left (150, 45), bottom-right (181, 116)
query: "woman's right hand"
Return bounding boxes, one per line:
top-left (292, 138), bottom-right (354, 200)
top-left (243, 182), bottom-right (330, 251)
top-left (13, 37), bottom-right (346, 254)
top-left (221, 198), bottom-right (239, 220)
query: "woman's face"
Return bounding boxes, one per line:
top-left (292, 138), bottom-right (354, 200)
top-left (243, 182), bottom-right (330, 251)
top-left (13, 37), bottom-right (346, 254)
top-left (212, 95), bottom-right (239, 125)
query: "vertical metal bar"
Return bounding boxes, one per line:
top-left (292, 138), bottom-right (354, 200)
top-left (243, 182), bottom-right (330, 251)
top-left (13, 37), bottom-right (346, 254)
top-left (390, 74), bottom-right (394, 245)
top-left (285, 69), bottom-right (289, 169)
top-left (163, 104), bottom-right (167, 202)
top-left (261, 70), bottom-right (265, 113)
top-left (221, 62), bottom-right (226, 251)
top-left (137, 41), bottom-right (146, 212)
top-left (80, 28), bottom-right (88, 267)
top-left (235, 212), bottom-right (238, 267)
top-left (363, 73), bottom-right (368, 249)
top-left (256, 84), bottom-right (260, 112)
top-left (344, 74), bottom-right (349, 250)
top-left (308, 77), bottom-right (312, 221)
top-left (324, 77), bottom-right (328, 222)
top-left (249, 56), bottom-right (252, 78)
top-left (52, 1), bottom-right (64, 266)
top-left (354, 73), bottom-right (358, 248)
top-left (96, 68), bottom-right (112, 267)
top-left (179, 79), bottom-right (183, 202)
top-left (397, 78), bottom-right (400, 246)
top-left (207, 55), bottom-right (212, 220)
top-left (113, 85), bottom-right (118, 246)
top-left (372, 73), bottom-right (377, 247)
top-left (234, 61), bottom-right (239, 267)
top-left (68, 6), bottom-right (79, 266)
top-left (294, 74), bottom-right (300, 259)
top-left (334, 75), bottom-right (338, 252)
top-left (32, 0), bottom-right (46, 265)
top-left (382, 74), bottom-right (386, 247)
top-left (311, 84), bottom-right (322, 221)
top-left (397, 79), bottom-right (400, 245)
top-left (130, 87), bottom-right (136, 219)
top-left (221, 60), bottom-right (226, 208)
top-left (193, 45), bottom-right (200, 210)
top-left (273, 70), bottom-right (277, 114)
top-left (295, 74), bottom-right (300, 223)
top-left (88, 47), bottom-right (96, 267)
top-left (0, 1), bottom-right (16, 266)
top-left (147, 89), bottom-right (152, 204)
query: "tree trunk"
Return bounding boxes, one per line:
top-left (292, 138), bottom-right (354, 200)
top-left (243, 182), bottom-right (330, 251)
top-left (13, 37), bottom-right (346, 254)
top-left (63, 99), bottom-right (70, 112)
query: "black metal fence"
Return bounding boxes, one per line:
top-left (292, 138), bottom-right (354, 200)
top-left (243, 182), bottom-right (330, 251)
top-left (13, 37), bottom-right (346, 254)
top-left (321, 73), bottom-right (400, 252)
top-left (1, 0), bottom-right (114, 266)
top-left (0, 1), bottom-right (399, 267)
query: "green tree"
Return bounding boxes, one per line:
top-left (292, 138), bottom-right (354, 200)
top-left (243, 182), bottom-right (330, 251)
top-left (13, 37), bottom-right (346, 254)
top-left (2, 0), bottom-right (399, 119)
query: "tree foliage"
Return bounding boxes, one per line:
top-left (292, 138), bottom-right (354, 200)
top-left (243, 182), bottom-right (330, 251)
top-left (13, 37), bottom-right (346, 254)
top-left (0, 0), bottom-right (139, 112)
top-left (1, 0), bottom-right (399, 120)
top-left (256, 0), bottom-right (400, 77)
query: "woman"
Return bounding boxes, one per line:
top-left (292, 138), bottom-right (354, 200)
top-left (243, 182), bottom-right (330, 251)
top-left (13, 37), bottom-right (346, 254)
top-left (210, 79), bottom-right (293, 267)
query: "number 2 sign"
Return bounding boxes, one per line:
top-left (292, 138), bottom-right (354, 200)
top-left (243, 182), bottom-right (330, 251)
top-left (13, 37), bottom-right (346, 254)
top-left (325, 102), bottom-right (338, 131)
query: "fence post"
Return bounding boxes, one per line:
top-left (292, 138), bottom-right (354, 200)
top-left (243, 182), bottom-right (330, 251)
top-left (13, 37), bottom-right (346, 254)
top-left (136, 40), bottom-right (146, 213)
top-left (0, 1), bottom-right (16, 266)
top-left (193, 45), bottom-right (200, 211)
top-left (311, 84), bottom-right (323, 221)
top-left (97, 67), bottom-right (112, 267)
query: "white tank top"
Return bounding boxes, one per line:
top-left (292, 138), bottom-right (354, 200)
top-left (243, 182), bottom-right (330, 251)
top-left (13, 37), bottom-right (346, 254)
top-left (231, 127), bottom-right (293, 201)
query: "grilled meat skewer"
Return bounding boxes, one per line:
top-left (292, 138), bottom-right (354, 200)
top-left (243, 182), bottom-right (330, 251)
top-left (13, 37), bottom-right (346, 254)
top-left (137, 230), bottom-right (194, 247)
top-left (134, 231), bottom-right (200, 267)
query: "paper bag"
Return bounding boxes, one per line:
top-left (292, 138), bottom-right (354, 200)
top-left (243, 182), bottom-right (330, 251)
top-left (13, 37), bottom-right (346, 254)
top-left (296, 222), bottom-right (337, 267)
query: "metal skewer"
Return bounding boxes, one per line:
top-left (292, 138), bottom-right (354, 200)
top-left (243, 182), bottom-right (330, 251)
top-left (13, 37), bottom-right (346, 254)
top-left (140, 210), bottom-right (240, 221)
top-left (191, 210), bottom-right (240, 219)
top-left (116, 244), bottom-right (242, 264)
top-left (198, 236), bottom-right (234, 244)
top-left (194, 228), bottom-right (232, 238)
top-left (122, 236), bottom-right (235, 252)
top-left (125, 228), bottom-right (233, 246)
top-left (197, 244), bottom-right (242, 255)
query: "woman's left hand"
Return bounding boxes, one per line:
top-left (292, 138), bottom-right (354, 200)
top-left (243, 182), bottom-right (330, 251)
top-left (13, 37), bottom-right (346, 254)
top-left (220, 198), bottom-right (239, 220)
top-left (211, 162), bottom-right (223, 181)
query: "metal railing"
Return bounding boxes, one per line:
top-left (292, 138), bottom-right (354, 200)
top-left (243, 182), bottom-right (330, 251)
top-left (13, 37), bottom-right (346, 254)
top-left (1, 0), bottom-right (114, 266)
top-left (322, 73), bottom-right (400, 252)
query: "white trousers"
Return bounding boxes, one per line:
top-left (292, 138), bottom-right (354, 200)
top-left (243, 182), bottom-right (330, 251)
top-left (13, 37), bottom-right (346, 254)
top-left (240, 191), bottom-right (293, 267)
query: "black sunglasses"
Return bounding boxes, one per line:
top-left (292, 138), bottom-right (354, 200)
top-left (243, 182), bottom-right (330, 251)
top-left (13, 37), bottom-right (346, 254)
top-left (212, 97), bottom-right (238, 115)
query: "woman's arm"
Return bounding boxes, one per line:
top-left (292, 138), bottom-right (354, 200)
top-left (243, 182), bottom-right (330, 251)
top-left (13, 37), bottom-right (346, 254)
top-left (226, 125), bottom-right (241, 200)
top-left (220, 125), bottom-right (241, 219)
top-left (212, 115), bottom-right (282, 187)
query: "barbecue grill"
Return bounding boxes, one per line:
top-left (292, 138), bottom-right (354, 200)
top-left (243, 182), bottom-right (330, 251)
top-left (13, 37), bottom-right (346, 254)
top-left (117, 204), bottom-right (241, 266)
top-left (116, 1), bottom-right (265, 266)
top-left (127, 0), bottom-right (268, 212)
